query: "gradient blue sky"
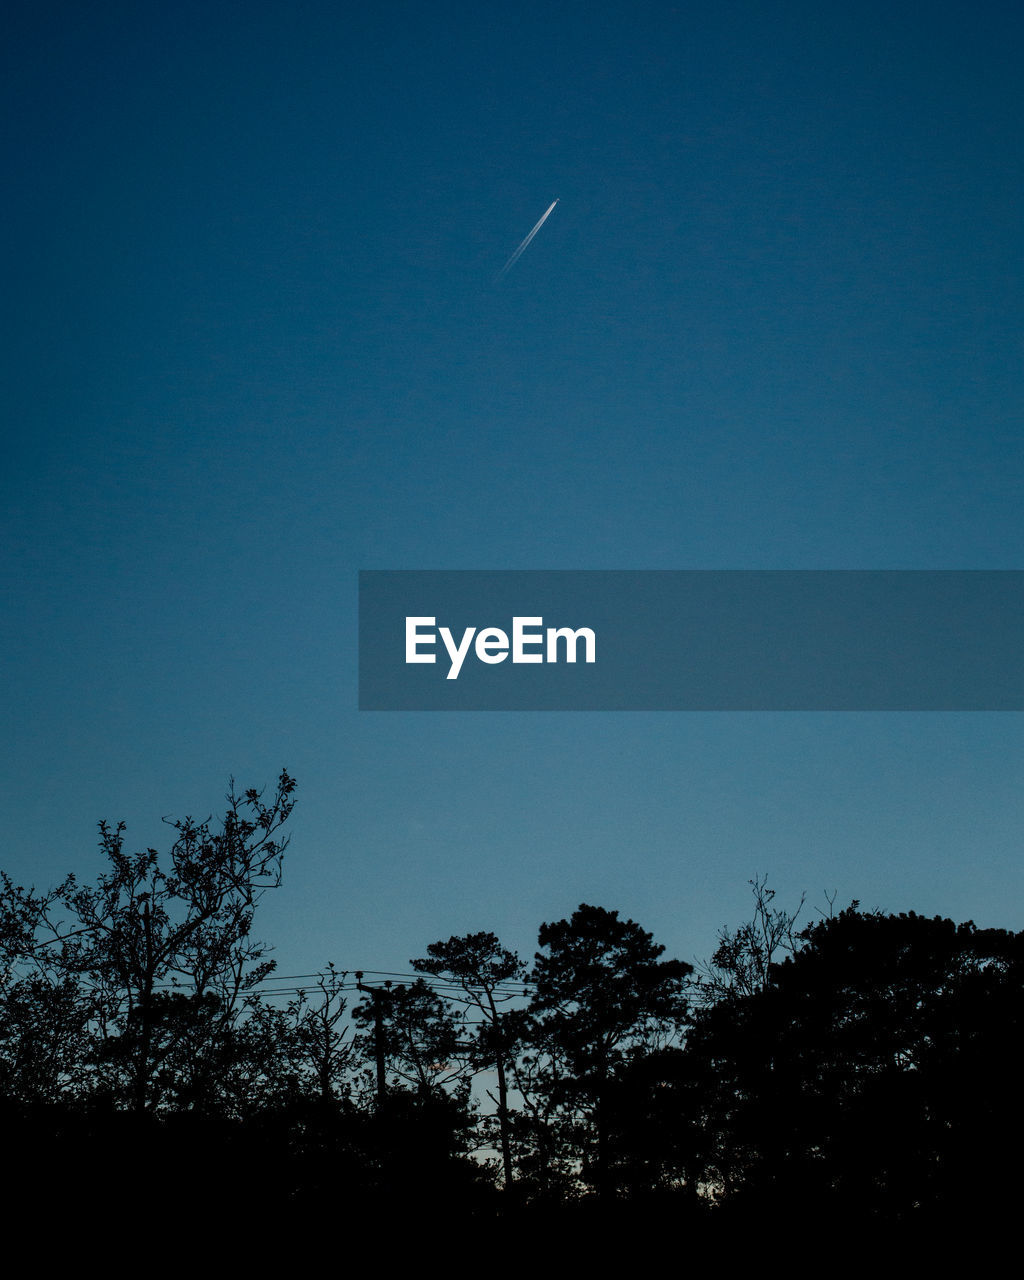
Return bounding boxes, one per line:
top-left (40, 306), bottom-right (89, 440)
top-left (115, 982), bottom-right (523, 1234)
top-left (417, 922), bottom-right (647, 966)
top-left (3, 0), bottom-right (1022, 980)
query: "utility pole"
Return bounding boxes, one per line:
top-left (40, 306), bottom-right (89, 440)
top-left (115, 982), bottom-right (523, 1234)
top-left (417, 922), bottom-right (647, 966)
top-left (355, 972), bottom-right (391, 1107)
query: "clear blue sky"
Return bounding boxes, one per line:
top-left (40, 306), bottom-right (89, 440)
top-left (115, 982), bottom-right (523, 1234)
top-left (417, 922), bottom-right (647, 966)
top-left (3, 0), bottom-right (1022, 979)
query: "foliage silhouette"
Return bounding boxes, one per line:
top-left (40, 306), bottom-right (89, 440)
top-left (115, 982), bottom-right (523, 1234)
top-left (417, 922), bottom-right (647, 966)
top-left (693, 874), bottom-right (804, 1004)
top-left (522, 903), bottom-right (692, 1199)
top-left (1, 771), bottom-right (295, 1113)
top-left (352, 976), bottom-right (472, 1103)
top-left (3, 783), bottom-right (1023, 1241)
top-left (683, 905), bottom-right (1024, 1228)
top-left (411, 930), bottom-right (526, 1190)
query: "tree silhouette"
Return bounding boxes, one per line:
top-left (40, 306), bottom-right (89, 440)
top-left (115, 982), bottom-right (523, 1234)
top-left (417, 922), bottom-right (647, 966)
top-left (1, 771), bottom-right (295, 1113)
top-left (352, 977), bottom-right (470, 1104)
top-left (284, 963), bottom-right (352, 1106)
top-left (524, 904), bottom-right (692, 1199)
top-left (411, 931), bottom-right (526, 1191)
top-left (684, 905), bottom-right (1024, 1227)
top-left (693, 874), bottom-right (804, 1004)
top-left (0, 970), bottom-right (92, 1105)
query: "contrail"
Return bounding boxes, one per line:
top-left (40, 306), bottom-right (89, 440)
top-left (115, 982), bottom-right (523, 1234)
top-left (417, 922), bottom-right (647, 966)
top-left (497, 198), bottom-right (559, 279)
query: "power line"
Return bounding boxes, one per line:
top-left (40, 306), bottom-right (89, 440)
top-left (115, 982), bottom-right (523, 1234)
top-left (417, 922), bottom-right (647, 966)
top-left (147, 968), bottom-right (534, 1000)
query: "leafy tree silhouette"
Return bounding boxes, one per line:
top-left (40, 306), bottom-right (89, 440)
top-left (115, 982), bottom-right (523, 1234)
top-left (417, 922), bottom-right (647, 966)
top-left (0, 770), bottom-right (295, 1114)
top-left (693, 874), bottom-right (804, 1004)
top-left (411, 931), bottom-right (526, 1191)
top-left (522, 904), bottom-right (692, 1200)
top-left (346, 977), bottom-right (491, 1214)
top-left (684, 905), bottom-right (1024, 1230)
top-left (351, 976), bottom-right (471, 1104)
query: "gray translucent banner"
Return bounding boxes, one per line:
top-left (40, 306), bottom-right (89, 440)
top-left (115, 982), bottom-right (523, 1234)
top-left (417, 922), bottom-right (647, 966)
top-left (358, 571), bottom-right (1024, 710)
